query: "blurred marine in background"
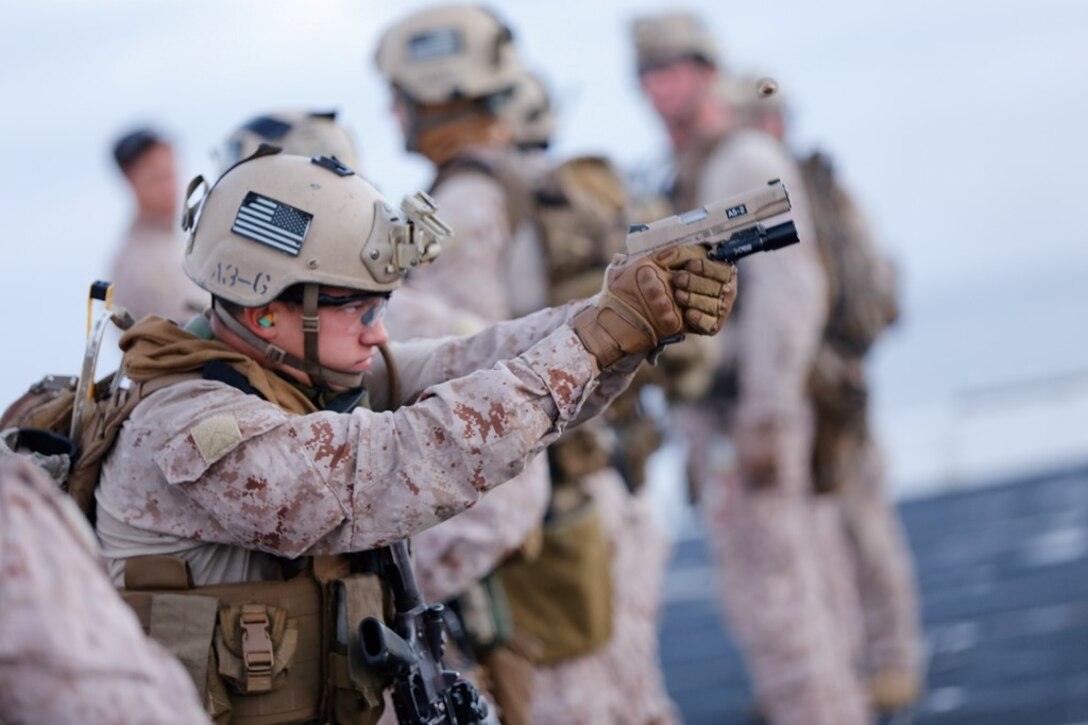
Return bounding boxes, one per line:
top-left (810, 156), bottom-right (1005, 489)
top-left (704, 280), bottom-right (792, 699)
top-left (375, 7), bottom-right (555, 722)
top-left (108, 127), bottom-right (207, 323)
top-left (501, 67), bottom-right (682, 724)
top-left (377, 7), bottom-right (683, 721)
top-left (0, 455), bottom-right (207, 724)
top-left (727, 76), bottom-right (923, 711)
top-left (633, 10), bottom-right (872, 724)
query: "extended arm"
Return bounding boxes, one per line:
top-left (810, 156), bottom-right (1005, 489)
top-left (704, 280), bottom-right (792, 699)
top-left (122, 325), bottom-right (596, 558)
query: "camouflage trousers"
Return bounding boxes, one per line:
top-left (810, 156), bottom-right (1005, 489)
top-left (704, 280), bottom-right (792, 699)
top-left (684, 405), bottom-right (871, 725)
top-left (530, 469), bottom-right (680, 725)
top-left (839, 437), bottom-right (923, 679)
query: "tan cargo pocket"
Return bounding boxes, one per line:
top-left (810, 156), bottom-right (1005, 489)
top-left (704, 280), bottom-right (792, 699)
top-left (121, 589), bottom-right (232, 721)
top-left (208, 576), bottom-right (324, 725)
top-left (122, 566), bottom-right (324, 725)
top-left (500, 494), bottom-right (614, 664)
top-left (147, 592), bottom-right (220, 699)
top-left (455, 571), bottom-right (514, 653)
top-left (214, 602), bottom-right (299, 695)
top-left (328, 572), bottom-right (389, 724)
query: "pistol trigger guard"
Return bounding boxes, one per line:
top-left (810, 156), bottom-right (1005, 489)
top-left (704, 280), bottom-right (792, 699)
top-left (658, 333), bottom-right (685, 346)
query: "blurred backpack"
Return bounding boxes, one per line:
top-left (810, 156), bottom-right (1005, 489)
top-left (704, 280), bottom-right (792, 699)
top-left (799, 150), bottom-right (900, 356)
top-left (800, 153), bottom-right (901, 493)
top-left (0, 283), bottom-right (188, 519)
top-left (430, 150), bottom-right (629, 304)
top-left (434, 151), bottom-right (628, 663)
top-left (529, 155), bottom-right (629, 304)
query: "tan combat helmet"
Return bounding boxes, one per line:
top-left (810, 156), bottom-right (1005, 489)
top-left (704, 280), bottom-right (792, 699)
top-left (631, 11), bottom-right (720, 74)
top-left (504, 69), bottom-right (557, 150)
top-left (182, 148), bottom-right (446, 389)
top-left (221, 110), bottom-right (360, 173)
top-left (375, 4), bottom-right (521, 105)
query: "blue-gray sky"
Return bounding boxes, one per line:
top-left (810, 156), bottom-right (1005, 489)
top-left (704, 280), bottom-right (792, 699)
top-left (1, 1), bottom-right (1086, 478)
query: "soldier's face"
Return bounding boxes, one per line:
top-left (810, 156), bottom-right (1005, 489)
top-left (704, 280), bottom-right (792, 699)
top-left (124, 143), bottom-right (178, 220)
top-left (639, 59), bottom-right (714, 125)
top-left (269, 287), bottom-right (391, 381)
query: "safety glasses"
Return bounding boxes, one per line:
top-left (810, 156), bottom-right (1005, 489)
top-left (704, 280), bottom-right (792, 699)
top-left (318, 293), bottom-right (390, 328)
top-left (279, 289), bottom-right (391, 327)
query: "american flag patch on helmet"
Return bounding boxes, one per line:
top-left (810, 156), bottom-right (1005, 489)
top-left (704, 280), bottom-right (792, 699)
top-left (231, 192), bottom-right (312, 256)
top-left (408, 29), bottom-right (461, 61)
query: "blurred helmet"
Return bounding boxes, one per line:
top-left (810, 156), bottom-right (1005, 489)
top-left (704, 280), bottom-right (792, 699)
top-left (182, 149), bottom-right (445, 388)
top-left (504, 70), bottom-right (557, 149)
top-left (375, 4), bottom-right (521, 105)
top-left (221, 110), bottom-right (359, 173)
top-left (631, 11), bottom-right (720, 74)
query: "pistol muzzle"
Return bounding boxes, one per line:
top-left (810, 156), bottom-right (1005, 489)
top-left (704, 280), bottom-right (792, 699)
top-left (763, 221), bottom-right (799, 252)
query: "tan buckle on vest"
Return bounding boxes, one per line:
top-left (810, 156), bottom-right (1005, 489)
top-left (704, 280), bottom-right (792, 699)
top-left (240, 605), bottom-right (275, 692)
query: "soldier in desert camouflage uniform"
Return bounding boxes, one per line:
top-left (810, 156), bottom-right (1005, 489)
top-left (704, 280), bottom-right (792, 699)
top-left (728, 76), bottom-right (923, 711)
top-left (0, 455), bottom-right (208, 724)
top-left (633, 11), bottom-right (871, 724)
top-left (377, 13), bottom-right (677, 720)
top-left (108, 127), bottom-right (207, 323)
top-left (498, 68), bottom-right (681, 725)
top-left (93, 147), bottom-right (735, 723)
top-left (220, 102), bottom-right (545, 721)
top-left (375, 4), bottom-right (544, 323)
top-left (374, 9), bottom-right (556, 722)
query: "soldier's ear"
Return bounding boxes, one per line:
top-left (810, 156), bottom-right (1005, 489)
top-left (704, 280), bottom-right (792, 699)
top-left (244, 306), bottom-right (278, 340)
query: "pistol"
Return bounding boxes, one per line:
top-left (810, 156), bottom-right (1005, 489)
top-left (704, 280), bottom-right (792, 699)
top-left (625, 179), bottom-right (800, 263)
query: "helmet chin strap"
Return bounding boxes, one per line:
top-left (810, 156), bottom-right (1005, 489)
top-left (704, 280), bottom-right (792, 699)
top-left (299, 284), bottom-right (328, 390)
top-left (211, 295), bottom-right (365, 391)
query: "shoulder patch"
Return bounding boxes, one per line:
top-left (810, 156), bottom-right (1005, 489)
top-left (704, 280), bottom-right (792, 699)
top-left (190, 415), bottom-right (243, 464)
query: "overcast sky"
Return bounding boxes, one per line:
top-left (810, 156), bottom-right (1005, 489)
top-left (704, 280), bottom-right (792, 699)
top-left (1, 1), bottom-right (1086, 443)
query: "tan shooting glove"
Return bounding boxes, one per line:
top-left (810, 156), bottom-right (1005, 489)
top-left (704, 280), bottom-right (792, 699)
top-left (572, 246), bottom-right (737, 369)
top-left (659, 246), bottom-right (737, 335)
